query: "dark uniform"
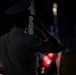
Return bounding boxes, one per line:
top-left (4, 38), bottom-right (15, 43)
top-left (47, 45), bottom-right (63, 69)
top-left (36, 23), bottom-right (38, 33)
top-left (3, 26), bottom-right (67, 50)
top-left (0, 1), bottom-right (62, 75)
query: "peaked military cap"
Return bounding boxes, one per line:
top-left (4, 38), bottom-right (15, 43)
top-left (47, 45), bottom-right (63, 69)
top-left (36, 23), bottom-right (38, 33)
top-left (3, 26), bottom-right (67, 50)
top-left (6, 1), bottom-right (31, 15)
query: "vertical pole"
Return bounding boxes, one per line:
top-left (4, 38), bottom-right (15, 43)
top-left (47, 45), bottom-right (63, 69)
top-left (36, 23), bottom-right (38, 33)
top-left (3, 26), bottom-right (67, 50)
top-left (28, 0), bottom-right (35, 35)
top-left (27, 1), bottom-right (39, 75)
top-left (52, 3), bottom-right (62, 75)
top-left (52, 3), bottom-right (60, 43)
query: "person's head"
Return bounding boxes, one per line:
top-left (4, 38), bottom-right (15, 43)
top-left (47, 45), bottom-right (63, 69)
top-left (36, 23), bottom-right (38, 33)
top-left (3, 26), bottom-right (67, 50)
top-left (6, 1), bottom-right (31, 29)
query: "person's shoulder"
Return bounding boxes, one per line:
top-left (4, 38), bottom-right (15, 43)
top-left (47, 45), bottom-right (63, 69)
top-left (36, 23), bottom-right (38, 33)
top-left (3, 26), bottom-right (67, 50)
top-left (0, 33), bottom-right (10, 40)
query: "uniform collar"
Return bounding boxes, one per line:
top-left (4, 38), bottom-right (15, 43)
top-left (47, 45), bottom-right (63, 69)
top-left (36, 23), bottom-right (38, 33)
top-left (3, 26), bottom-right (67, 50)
top-left (11, 27), bottom-right (25, 33)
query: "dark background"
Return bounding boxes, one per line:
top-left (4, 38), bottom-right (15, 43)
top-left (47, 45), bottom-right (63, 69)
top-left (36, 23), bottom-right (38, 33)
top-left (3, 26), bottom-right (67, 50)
top-left (0, 0), bottom-right (76, 74)
top-left (0, 0), bottom-right (76, 48)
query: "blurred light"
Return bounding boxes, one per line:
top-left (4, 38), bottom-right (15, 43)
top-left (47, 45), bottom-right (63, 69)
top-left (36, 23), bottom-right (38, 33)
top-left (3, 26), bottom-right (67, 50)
top-left (41, 67), bottom-right (45, 74)
top-left (42, 53), bottom-right (58, 68)
top-left (52, 3), bottom-right (57, 16)
top-left (53, 8), bottom-right (57, 13)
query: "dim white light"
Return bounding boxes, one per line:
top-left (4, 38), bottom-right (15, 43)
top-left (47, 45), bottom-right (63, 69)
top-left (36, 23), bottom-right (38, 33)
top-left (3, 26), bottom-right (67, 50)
top-left (52, 3), bottom-right (57, 16)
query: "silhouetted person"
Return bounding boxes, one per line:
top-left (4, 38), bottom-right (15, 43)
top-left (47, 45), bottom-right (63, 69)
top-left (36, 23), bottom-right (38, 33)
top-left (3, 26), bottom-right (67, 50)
top-left (0, 1), bottom-right (62, 75)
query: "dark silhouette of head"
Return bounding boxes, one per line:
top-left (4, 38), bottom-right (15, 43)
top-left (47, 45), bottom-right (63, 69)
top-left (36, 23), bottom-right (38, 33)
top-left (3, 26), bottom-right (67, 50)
top-left (6, 1), bottom-right (31, 29)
